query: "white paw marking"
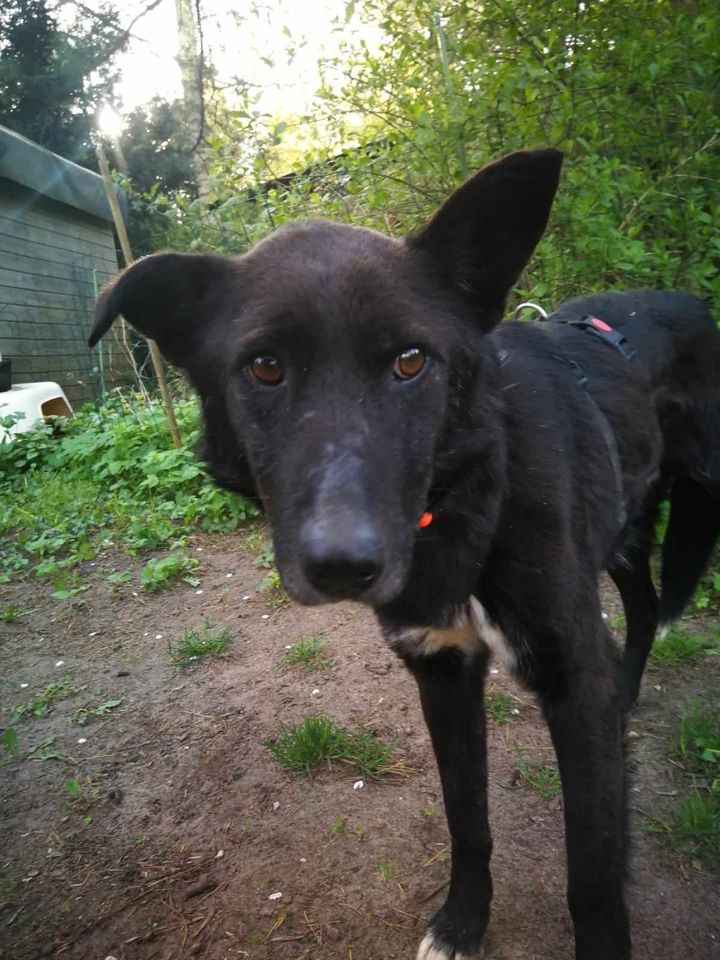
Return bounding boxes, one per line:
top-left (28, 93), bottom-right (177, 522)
top-left (416, 931), bottom-right (482, 959)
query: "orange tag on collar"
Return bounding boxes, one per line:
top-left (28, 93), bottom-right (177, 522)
top-left (418, 511), bottom-right (433, 528)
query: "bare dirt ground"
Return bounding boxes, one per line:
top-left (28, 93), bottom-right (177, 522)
top-left (1, 527), bottom-right (719, 960)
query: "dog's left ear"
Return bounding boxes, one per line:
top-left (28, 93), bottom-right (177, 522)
top-left (407, 149), bottom-right (563, 328)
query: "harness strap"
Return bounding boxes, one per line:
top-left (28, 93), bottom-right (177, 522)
top-left (580, 381), bottom-right (628, 530)
top-left (554, 314), bottom-right (636, 361)
top-left (542, 314), bottom-right (635, 530)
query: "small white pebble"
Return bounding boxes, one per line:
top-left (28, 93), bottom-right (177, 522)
top-left (155, 634), bottom-right (163, 641)
top-left (268, 891), bottom-right (282, 901)
top-left (196, 547), bottom-right (204, 553)
top-left (311, 688), bottom-right (320, 696)
top-left (20, 682), bottom-right (28, 689)
top-left (196, 589), bottom-right (203, 595)
top-left (226, 573), bottom-right (233, 578)
top-left (654, 684), bottom-right (662, 692)
top-left (132, 591), bottom-right (138, 597)
top-left (144, 631), bottom-right (148, 637)
top-left (511, 708), bottom-right (520, 716)
top-left (272, 801), bottom-right (280, 811)
top-left (89, 631), bottom-right (97, 637)
top-left (243, 595), bottom-right (251, 601)
top-left (216, 850), bottom-right (224, 858)
top-left (285, 644), bottom-right (293, 650)
top-left (77, 738), bottom-right (87, 745)
top-left (353, 780), bottom-right (364, 790)
top-left (601, 612), bottom-right (609, 621)
top-left (261, 614), bottom-right (270, 620)
top-left (299, 857), bottom-right (307, 863)
top-left (490, 668), bottom-right (499, 675)
top-left (55, 660), bottom-right (64, 667)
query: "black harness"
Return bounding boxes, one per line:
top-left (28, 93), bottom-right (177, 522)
top-left (542, 314), bottom-right (636, 530)
top-left (419, 313), bottom-right (637, 533)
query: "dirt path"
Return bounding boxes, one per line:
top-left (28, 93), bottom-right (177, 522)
top-left (1, 531), bottom-right (719, 960)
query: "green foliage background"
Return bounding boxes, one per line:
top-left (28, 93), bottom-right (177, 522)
top-left (128, 0), bottom-right (720, 317)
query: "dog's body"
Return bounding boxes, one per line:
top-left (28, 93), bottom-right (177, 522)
top-left (89, 151), bottom-right (720, 960)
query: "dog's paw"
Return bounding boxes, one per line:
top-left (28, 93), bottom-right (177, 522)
top-left (416, 931), bottom-right (483, 960)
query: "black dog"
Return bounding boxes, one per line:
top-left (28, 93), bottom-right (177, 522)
top-left (89, 150), bottom-right (720, 960)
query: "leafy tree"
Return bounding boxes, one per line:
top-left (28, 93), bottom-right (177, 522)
top-left (121, 97), bottom-right (199, 195)
top-left (123, 0), bottom-right (720, 316)
top-left (0, 0), bottom-right (126, 165)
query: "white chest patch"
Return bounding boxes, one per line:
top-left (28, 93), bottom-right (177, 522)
top-left (384, 596), bottom-right (516, 670)
top-left (467, 596), bottom-right (516, 670)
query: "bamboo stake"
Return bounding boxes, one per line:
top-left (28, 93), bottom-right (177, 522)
top-left (95, 140), bottom-right (182, 449)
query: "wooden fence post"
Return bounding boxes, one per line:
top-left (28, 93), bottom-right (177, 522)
top-left (95, 140), bottom-right (183, 449)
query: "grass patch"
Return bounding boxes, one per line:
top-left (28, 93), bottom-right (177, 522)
top-left (378, 857), bottom-right (396, 882)
top-left (486, 689), bottom-right (518, 724)
top-left (649, 784), bottom-right (720, 869)
top-left (329, 815), bottom-right (346, 836)
top-left (280, 635), bottom-right (333, 673)
top-left (515, 752), bottom-right (562, 800)
top-left (167, 621), bottom-right (231, 667)
top-left (11, 675), bottom-right (79, 723)
top-left (651, 627), bottom-right (720, 666)
top-left (265, 714), bottom-right (402, 778)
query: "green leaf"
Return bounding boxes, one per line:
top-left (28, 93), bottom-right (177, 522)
top-left (3, 726), bottom-right (19, 757)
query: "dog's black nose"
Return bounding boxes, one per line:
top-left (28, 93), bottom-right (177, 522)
top-left (300, 520), bottom-right (384, 598)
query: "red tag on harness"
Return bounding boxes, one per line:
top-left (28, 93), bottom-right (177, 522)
top-left (589, 316), bottom-right (613, 333)
top-left (418, 511), bottom-right (433, 528)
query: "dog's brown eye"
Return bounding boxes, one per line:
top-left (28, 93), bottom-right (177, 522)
top-left (249, 356), bottom-right (284, 385)
top-left (394, 347), bottom-right (426, 380)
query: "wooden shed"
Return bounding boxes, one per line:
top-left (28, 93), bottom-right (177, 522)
top-left (0, 125), bottom-right (131, 406)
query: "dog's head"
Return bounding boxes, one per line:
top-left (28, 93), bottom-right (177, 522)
top-left (90, 149), bottom-right (562, 607)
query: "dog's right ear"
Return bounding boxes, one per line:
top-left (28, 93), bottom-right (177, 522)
top-left (89, 253), bottom-right (232, 365)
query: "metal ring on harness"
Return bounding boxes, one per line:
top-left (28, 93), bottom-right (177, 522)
top-left (513, 301), bottom-right (548, 320)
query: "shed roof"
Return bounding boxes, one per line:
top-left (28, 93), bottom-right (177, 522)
top-left (0, 125), bottom-right (126, 223)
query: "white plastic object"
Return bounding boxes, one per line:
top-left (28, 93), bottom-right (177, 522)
top-left (0, 381), bottom-right (74, 439)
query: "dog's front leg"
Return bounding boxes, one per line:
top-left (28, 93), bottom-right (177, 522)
top-left (407, 648), bottom-right (491, 960)
top-left (542, 657), bottom-right (631, 960)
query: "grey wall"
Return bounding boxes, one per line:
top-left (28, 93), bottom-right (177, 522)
top-left (0, 178), bottom-right (131, 405)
